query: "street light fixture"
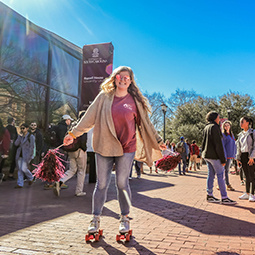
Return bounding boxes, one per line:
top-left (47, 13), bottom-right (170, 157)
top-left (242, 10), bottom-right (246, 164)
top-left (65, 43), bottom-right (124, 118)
top-left (161, 103), bottom-right (167, 142)
top-left (227, 109), bottom-right (231, 120)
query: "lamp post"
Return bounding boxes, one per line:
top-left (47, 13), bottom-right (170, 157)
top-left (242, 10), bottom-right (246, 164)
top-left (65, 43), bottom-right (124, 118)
top-left (161, 103), bottom-right (167, 142)
top-left (227, 109), bottom-right (231, 120)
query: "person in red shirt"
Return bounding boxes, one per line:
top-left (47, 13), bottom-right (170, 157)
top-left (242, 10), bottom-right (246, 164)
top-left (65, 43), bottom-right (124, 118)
top-left (0, 118), bottom-right (11, 182)
top-left (189, 140), bottom-right (200, 171)
top-left (63, 66), bottom-right (167, 237)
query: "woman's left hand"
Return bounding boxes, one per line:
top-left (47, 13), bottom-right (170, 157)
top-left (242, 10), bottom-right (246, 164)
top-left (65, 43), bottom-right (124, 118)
top-left (248, 158), bottom-right (254, 166)
top-left (159, 144), bottom-right (167, 150)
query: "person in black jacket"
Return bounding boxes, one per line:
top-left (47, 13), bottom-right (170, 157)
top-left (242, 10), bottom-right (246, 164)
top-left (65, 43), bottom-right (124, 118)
top-left (201, 111), bottom-right (236, 205)
top-left (56, 115), bottom-right (73, 147)
top-left (29, 122), bottom-right (44, 170)
top-left (53, 111), bottom-right (87, 197)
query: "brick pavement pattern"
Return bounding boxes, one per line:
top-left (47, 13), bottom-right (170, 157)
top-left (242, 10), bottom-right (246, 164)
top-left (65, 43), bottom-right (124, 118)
top-left (0, 165), bottom-right (255, 255)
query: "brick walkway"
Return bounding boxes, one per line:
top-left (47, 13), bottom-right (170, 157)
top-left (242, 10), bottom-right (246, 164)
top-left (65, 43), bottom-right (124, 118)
top-left (0, 164), bottom-right (254, 255)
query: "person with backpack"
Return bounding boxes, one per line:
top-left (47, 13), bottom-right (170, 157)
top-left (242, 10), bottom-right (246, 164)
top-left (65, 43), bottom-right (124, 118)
top-left (0, 118), bottom-right (11, 183)
top-left (176, 136), bottom-right (189, 175)
top-left (201, 111), bottom-right (236, 205)
top-left (14, 123), bottom-right (35, 188)
top-left (236, 116), bottom-right (255, 202)
top-left (54, 111), bottom-right (87, 197)
top-left (189, 140), bottom-right (199, 171)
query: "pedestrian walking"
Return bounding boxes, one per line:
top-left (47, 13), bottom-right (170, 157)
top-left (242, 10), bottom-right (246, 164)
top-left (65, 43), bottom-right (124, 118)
top-left (14, 123), bottom-right (35, 188)
top-left (54, 111), bottom-right (87, 197)
top-left (176, 136), bottom-right (188, 175)
top-left (236, 116), bottom-right (255, 202)
top-left (29, 122), bottom-right (44, 170)
top-left (189, 140), bottom-right (199, 171)
top-left (63, 66), bottom-right (166, 236)
top-left (185, 138), bottom-right (191, 172)
top-left (201, 111), bottom-right (236, 205)
top-left (5, 117), bottom-right (17, 180)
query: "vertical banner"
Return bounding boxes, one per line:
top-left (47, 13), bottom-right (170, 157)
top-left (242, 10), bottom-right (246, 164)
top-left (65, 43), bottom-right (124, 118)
top-left (80, 42), bottom-right (114, 110)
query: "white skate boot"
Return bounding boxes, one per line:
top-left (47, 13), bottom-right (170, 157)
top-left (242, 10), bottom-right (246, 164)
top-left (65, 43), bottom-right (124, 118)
top-left (116, 215), bottom-right (132, 242)
top-left (85, 215), bottom-right (103, 242)
top-left (88, 215), bottom-right (100, 233)
top-left (119, 215), bottom-right (130, 233)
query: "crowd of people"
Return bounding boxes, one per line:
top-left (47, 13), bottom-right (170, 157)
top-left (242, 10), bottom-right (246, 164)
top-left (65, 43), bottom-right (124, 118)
top-left (160, 112), bottom-right (255, 204)
top-left (0, 114), bottom-right (95, 196)
top-left (1, 66), bottom-right (255, 237)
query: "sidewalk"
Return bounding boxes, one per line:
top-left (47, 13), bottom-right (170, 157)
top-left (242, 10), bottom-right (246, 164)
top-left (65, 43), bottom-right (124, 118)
top-left (0, 164), bottom-right (254, 255)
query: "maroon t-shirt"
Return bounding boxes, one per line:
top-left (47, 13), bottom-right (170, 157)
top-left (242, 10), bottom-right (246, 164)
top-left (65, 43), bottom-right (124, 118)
top-left (112, 93), bottom-right (138, 153)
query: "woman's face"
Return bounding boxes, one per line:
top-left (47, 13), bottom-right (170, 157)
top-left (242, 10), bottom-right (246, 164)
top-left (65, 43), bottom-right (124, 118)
top-left (20, 126), bottom-right (28, 134)
top-left (115, 71), bottom-right (131, 92)
top-left (240, 118), bottom-right (249, 130)
top-left (224, 122), bottom-right (231, 133)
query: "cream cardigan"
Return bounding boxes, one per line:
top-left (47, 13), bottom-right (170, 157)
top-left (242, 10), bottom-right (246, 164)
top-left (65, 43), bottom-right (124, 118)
top-left (71, 91), bottom-right (163, 167)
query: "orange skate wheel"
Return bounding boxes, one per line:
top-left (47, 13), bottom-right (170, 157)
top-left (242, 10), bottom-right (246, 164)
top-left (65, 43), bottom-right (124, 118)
top-left (126, 234), bottom-right (130, 241)
top-left (85, 234), bottom-right (90, 242)
top-left (116, 234), bottom-right (120, 241)
top-left (98, 229), bottom-right (103, 236)
top-left (95, 233), bottom-right (100, 241)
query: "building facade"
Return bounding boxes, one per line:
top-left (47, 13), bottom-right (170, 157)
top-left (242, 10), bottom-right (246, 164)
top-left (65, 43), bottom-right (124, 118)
top-left (0, 2), bottom-right (82, 129)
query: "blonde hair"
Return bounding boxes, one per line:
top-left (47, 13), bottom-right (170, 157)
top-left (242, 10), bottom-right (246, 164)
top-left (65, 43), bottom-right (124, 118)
top-left (100, 66), bottom-right (151, 113)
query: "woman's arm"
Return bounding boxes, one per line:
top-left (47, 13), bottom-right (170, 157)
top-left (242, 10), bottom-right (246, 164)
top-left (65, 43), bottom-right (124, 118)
top-left (248, 130), bottom-right (255, 165)
top-left (70, 92), bottom-right (103, 139)
top-left (14, 135), bottom-right (22, 147)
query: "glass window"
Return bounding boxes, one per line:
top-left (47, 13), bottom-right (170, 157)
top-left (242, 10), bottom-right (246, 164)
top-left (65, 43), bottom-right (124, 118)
top-left (49, 88), bottom-right (78, 124)
top-left (51, 44), bottom-right (80, 97)
top-left (1, 16), bottom-right (49, 83)
top-left (0, 71), bottom-right (47, 127)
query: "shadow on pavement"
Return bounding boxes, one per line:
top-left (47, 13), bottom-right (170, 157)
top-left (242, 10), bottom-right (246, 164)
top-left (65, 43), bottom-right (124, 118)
top-left (0, 175), bottom-right (173, 236)
top-left (1, 172), bottom-right (254, 239)
top-left (88, 236), bottom-right (157, 255)
top-left (132, 191), bottom-right (255, 237)
top-left (89, 238), bottom-right (126, 255)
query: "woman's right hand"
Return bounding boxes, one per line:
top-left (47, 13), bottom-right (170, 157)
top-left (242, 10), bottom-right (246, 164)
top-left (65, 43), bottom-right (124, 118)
top-left (63, 134), bottom-right (74, 146)
top-left (248, 158), bottom-right (254, 166)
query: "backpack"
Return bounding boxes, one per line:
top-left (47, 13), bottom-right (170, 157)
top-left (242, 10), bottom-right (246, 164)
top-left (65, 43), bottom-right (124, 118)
top-left (192, 145), bottom-right (196, 154)
top-left (44, 125), bottom-right (58, 147)
top-left (176, 141), bottom-right (185, 153)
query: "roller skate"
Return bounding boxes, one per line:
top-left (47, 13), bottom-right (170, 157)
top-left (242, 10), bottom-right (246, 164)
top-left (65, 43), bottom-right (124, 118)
top-left (85, 215), bottom-right (103, 242)
top-left (116, 215), bottom-right (132, 242)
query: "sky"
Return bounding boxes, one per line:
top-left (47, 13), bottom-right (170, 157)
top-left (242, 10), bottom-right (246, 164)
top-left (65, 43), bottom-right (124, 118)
top-left (1, 0), bottom-right (255, 100)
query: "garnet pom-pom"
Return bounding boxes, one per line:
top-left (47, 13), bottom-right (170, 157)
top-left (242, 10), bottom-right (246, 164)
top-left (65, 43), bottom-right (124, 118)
top-left (33, 149), bottom-right (65, 183)
top-left (156, 150), bottom-right (181, 171)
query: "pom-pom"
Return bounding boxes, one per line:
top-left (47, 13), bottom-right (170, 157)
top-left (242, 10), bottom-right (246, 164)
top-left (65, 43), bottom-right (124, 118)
top-left (156, 150), bottom-right (181, 171)
top-left (33, 149), bottom-right (65, 183)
